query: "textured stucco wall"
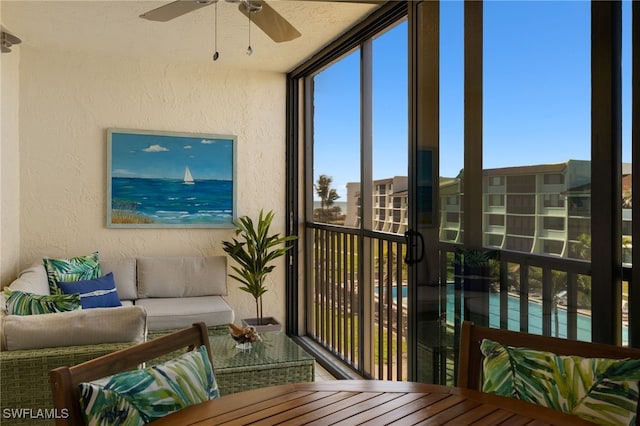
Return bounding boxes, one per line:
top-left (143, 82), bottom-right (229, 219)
top-left (1, 38), bottom-right (21, 287)
top-left (14, 47), bottom-right (288, 324)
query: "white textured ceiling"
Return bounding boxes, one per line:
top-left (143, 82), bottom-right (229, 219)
top-left (1, 0), bottom-right (379, 72)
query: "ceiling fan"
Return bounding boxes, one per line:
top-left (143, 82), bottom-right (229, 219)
top-left (140, 0), bottom-right (302, 43)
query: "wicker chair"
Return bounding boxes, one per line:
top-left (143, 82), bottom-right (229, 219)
top-left (49, 322), bottom-right (212, 426)
top-left (0, 343), bottom-right (134, 426)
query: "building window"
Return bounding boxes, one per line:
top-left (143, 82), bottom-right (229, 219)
top-left (488, 194), bottom-right (505, 207)
top-left (507, 175), bottom-right (536, 193)
top-left (568, 218), bottom-right (591, 241)
top-left (448, 196), bottom-right (459, 206)
top-left (447, 212), bottom-right (459, 223)
top-left (543, 240), bottom-right (564, 255)
top-left (568, 196), bottom-right (591, 216)
top-left (543, 194), bottom-right (565, 208)
top-left (487, 234), bottom-right (503, 247)
top-left (507, 194), bottom-right (535, 214)
top-left (445, 230), bottom-right (458, 241)
top-left (506, 215), bottom-right (535, 236)
top-left (489, 176), bottom-right (504, 186)
top-left (543, 216), bottom-right (564, 231)
top-left (487, 214), bottom-right (504, 226)
top-left (505, 236), bottom-right (534, 252)
top-left (543, 173), bottom-right (565, 185)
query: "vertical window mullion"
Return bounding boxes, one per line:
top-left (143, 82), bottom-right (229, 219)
top-left (360, 39), bottom-right (374, 376)
top-left (591, 0), bottom-right (622, 345)
top-left (631, 0), bottom-right (640, 348)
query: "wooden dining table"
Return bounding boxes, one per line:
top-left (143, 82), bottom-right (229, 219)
top-left (152, 380), bottom-right (597, 425)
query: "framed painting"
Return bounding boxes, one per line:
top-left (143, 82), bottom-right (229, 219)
top-left (107, 128), bottom-right (236, 228)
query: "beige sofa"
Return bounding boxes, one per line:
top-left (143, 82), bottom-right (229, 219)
top-left (0, 255), bottom-right (234, 425)
top-left (3, 255), bottom-right (234, 335)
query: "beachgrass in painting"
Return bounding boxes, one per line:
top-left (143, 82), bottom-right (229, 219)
top-left (107, 129), bottom-right (236, 228)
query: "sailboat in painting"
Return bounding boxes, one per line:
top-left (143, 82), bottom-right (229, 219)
top-left (183, 166), bottom-right (195, 184)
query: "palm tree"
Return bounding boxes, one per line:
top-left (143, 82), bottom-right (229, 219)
top-left (315, 174), bottom-right (332, 210)
top-left (314, 174), bottom-right (341, 221)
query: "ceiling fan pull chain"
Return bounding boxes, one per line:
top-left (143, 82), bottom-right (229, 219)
top-left (212, 1), bottom-right (219, 61)
top-left (246, 2), bottom-right (253, 56)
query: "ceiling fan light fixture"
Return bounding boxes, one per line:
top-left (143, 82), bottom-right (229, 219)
top-left (246, 5), bottom-right (253, 56)
top-left (241, 0), bottom-right (262, 14)
top-left (212, 1), bottom-right (219, 61)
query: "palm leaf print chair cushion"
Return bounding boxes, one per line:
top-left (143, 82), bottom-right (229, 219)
top-left (480, 339), bottom-right (640, 426)
top-left (79, 345), bottom-right (219, 425)
top-left (50, 322), bottom-right (214, 425)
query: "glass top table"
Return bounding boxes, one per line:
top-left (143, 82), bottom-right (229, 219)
top-left (209, 332), bottom-right (313, 369)
top-left (207, 332), bottom-right (315, 394)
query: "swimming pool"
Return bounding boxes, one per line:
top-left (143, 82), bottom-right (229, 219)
top-left (375, 284), bottom-right (629, 344)
top-left (446, 286), bottom-right (629, 344)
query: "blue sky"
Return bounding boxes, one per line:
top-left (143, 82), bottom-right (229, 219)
top-left (313, 1), bottom-right (632, 199)
top-left (110, 131), bottom-right (234, 180)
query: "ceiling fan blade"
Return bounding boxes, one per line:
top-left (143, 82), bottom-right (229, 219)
top-left (140, 0), bottom-right (216, 22)
top-left (297, 0), bottom-right (385, 3)
top-left (238, 1), bottom-right (301, 43)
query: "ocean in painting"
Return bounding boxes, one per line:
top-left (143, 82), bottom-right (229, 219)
top-left (111, 177), bottom-right (233, 225)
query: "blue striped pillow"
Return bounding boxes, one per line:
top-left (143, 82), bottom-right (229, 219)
top-left (58, 273), bottom-right (122, 309)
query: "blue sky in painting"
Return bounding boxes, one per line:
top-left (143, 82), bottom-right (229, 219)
top-left (110, 131), bottom-right (234, 181)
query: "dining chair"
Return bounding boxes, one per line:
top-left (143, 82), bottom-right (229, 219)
top-left (458, 320), bottom-right (640, 425)
top-left (50, 322), bottom-right (213, 425)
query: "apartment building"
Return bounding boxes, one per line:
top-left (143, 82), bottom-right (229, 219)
top-left (345, 176), bottom-right (408, 234)
top-left (346, 160), bottom-right (631, 260)
top-left (441, 160), bottom-right (632, 260)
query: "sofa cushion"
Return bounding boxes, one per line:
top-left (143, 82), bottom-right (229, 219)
top-left (135, 296), bottom-right (233, 331)
top-left (4, 289), bottom-right (81, 315)
top-left (3, 306), bottom-right (147, 350)
top-left (137, 256), bottom-right (227, 298)
top-left (43, 251), bottom-right (101, 295)
top-left (100, 258), bottom-right (138, 301)
top-left (79, 345), bottom-right (218, 425)
top-left (58, 273), bottom-right (122, 309)
top-left (8, 263), bottom-right (50, 295)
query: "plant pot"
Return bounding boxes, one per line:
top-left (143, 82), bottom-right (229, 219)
top-left (241, 317), bottom-right (282, 333)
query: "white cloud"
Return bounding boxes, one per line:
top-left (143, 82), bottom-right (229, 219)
top-left (143, 144), bottom-right (169, 152)
top-left (184, 145), bottom-right (193, 149)
top-left (201, 139), bottom-right (216, 145)
top-left (113, 169), bottom-right (135, 176)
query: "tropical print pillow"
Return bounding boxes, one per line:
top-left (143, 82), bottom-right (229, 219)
top-left (480, 338), bottom-right (640, 426)
top-left (3, 289), bottom-right (81, 315)
top-left (43, 252), bottom-right (101, 295)
top-left (79, 345), bottom-right (218, 425)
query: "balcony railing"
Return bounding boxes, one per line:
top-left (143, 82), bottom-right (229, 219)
top-left (308, 224), bottom-right (407, 380)
top-left (307, 225), bottom-right (628, 383)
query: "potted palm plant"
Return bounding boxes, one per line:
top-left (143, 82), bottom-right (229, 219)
top-left (222, 209), bottom-right (297, 332)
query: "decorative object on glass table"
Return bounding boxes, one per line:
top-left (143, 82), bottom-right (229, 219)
top-left (228, 323), bottom-right (261, 350)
